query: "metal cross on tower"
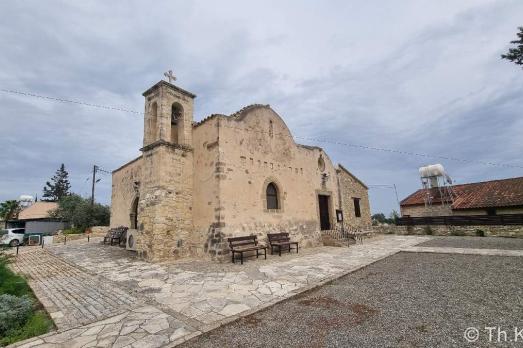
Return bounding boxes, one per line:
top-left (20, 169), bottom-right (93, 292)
top-left (164, 70), bottom-right (176, 83)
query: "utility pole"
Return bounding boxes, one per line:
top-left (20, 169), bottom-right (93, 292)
top-left (91, 165), bottom-right (98, 206)
top-left (393, 184), bottom-right (400, 210)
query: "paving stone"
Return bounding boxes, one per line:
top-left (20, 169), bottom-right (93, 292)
top-left (141, 318), bottom-right (170, 334)
top-left (9, 235), bottom-right (432, 347)
top-left (131, 334), bottom-right (169, 348)
top-left (112, 336), bottom-right (136, 348)
top-left (169, 327), bottom-right (192, 342)
top-left (68, 334), bottom-right (97, 348)
top-left (219, 303), bottom-right (250, 316)
top-left (81, 325), bottom-right (104, 336)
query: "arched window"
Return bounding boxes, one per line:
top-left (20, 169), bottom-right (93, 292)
top-left (171, 103), bottom-right (183, 143)
top-left (266, 182), bottom-right (279, 209)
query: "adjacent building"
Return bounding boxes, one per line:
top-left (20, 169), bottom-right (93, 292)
top-left (7, 201), bottom-right (67, 233)
top-left (111, 79), bottom-right (371, 261)
top-left (400, 176), bottom-right (523, 217)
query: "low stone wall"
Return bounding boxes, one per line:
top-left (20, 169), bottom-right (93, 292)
top-left (89, 226), bottom-right (110, 236)
top-left (373, 224), bottom-right (523, 238)
top-left (53, 233), bottom-right (89, 244)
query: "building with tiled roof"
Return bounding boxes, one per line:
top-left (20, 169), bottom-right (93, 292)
top-left (7, 201), bottom-right (67, 234)
top-left (18, 201), bottom-right (58, 220)
top-left (400, 176), bottom-right (523, 217)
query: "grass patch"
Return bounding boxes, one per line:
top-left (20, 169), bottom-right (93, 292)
top-left (0, 310), bottom-right (53, 346)
top-left (0, 256), bottom-right (32, 297)
top-left (0, 253), bottom-right (53, 346)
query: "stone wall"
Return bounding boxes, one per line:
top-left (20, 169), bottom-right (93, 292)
top-left (400, 204), bottom-right (452, 217)
top-left (89, 226), bottom-right (110, 236)
top-left (190, 117), bottom-right (221, 257)
top-left (337, 165), bottom-right (372, 230)
top-left (136, 144), bottom-right (194, 261)
top-left (110, 157), bottom-right (142, 228)
top-left (401, 204), bottom-right (523, 217)
top-left (111, 82), bottom-right (372, 262)
top-left (204, 107), bottom-right (342, 259)
top-left (374, 224), bottom-right (523, 238)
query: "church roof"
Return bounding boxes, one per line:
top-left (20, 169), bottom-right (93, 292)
top-left (193, 104), bottom-right (270, 128)
top-left (229, 104), bottom-right (270, 120)
top-left (142, 80), bottom-right (196, 99)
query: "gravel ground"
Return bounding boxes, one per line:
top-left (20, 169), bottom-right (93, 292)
top-left (180, 252), bottom-right (523, 348)
top-left (418, 236), bottom-right (523, 250)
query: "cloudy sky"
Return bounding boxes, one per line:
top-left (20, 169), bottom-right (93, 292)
top-left (1, 0), bottom-right (522, 215)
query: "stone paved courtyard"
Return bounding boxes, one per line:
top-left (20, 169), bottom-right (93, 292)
top-left (181, 252), bottom-right (523, 348)
top-left (8, 235), bottom-right (522, 347)
top-left (7, 235), bottom-right (428, 347)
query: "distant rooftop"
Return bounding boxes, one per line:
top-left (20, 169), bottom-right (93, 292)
top-left (18, 201), bottom-right (58, 220)
top-left (400, 176), bottom-right (523, 210)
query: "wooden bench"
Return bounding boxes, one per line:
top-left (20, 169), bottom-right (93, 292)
top-left (267, 233), bottom-right (299, 256)
top-left (228, 235), bottom-right (267, 264)
top-left (103, 227), bottom-right (127, 246)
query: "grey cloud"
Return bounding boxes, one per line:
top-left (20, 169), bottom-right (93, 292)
top-left (0, 0), bottom-right (522, 216)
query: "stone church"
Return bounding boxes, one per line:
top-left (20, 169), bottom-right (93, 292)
top-left (111, 77), bottom-right (371, 261)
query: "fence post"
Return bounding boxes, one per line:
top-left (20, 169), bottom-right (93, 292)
top-left (16, 244), bottom-right (19, 255)
top-left (41, 238), bottom-right (44, 248)
top-left (64, 235), bottom-right (67, 245)
top-left (87, 235), bottom-right (90, 243)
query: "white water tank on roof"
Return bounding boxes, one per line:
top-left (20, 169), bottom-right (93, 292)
top-left (19, 195), bottom-right (35, 208)
top-left (419, 164), bottom-right (446, 178)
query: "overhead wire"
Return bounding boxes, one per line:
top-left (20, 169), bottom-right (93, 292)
top-left (2, 88), bottom-right (522, 170)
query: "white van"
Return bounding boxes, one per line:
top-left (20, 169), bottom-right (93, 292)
top-left (0, 228), bottom-right (26, 247)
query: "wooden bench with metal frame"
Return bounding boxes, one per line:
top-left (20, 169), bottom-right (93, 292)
top-left (267, 232), bottom-right (299, 256)
top-left (228, 235), bottom-right (267, 264)
top-left (103, 227), bottom-right (127, 246)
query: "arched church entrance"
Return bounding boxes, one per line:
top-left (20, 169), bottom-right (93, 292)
top-left (130, 197), bottom-right (139, 229)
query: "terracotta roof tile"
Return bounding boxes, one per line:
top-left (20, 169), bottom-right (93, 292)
top-left (18, 202), bottom-right (58, 220)
top-left (400, 176), bottom-right (523, 210)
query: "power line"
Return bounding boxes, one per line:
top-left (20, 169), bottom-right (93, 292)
top-left (2, 88), bottom-right (522, 170)
top-left (0, 88), bottom-right (141, 114)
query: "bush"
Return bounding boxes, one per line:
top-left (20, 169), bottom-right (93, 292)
top-left (0, 310), bottom-right (53, 346)
top-left (63, 227), bottom-right (84, 235)
top-left (475, 229), bottom-right (486, 237)
top-left (423, 226), bottom-right (433, 235)
top-left (0, 250), bottom-right (53, 345)
top-left (0, 294), bottom-right (33, 337)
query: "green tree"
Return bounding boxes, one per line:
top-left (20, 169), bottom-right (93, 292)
top-left (42, 164), bottom-right (71, 201)
top-left (371, 213), bottom-right (387, 225)
top-left (50, 194), bottom-right (109, 231)
top-left (0, 201), bottom-right (21, 222)
top-left (389, 210), bottom-right (400, 224)
top-left (501, 26), bottom-right (523, 68)
top-left (372, 211), bottom-right (400, 225)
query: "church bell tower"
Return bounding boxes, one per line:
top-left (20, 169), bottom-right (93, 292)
top-left (142, 70), bottom-right (195, 148)
top-left (136, 71), bottom-right (195, 261)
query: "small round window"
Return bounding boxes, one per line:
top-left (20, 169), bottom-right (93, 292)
top-left (318, 155), bottom-right (326, 172)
